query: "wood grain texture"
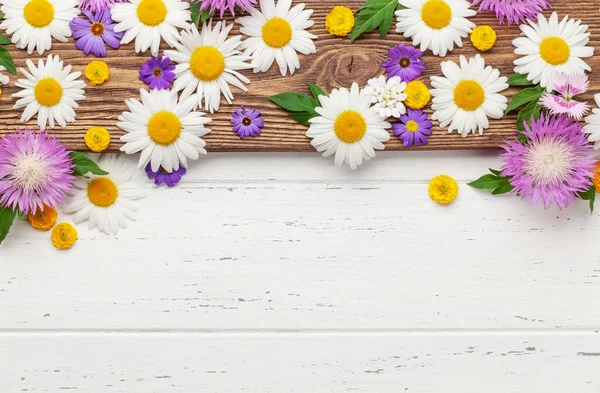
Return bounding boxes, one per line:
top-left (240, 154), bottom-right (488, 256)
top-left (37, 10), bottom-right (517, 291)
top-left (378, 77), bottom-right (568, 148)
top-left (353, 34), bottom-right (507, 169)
top-left (0, 1), bottom-right (599, 152)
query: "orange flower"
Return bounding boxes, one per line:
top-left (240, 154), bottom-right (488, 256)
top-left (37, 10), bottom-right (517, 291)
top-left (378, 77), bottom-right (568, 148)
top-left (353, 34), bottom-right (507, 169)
top-left (593, 161), bottom-right (600, 192)
top-left (28, 206), bottom-right (58, 231)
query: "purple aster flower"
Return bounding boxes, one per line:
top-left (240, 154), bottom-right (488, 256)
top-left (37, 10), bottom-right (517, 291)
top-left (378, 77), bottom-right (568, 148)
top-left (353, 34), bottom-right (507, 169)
top-left (193, 0), bottom-right (258, 18)
top-left (231, 105), bottom-right (264, 139)
top-left (70, 10), bottom-right (123, 57)
top-left (392, 109), bottom-right (433, 147)
top-left (382, 44), bottom-right (425, 83)
top-left (139, 56), bottom-right (176, 90)
top-left (0, 129), bottom-right (75, 215)
top-left (78, 0), bottom-right (126, 14)
top-left (471, 0), bottom-right (552, 25)
top-left (145, 164), bottom-right (187, 187)
top-left (500, 114), bottom-right (595, 210)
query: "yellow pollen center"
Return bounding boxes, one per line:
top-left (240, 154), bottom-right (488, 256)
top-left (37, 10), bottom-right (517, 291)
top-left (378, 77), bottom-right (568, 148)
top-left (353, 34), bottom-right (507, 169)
top-left (262, 17), bottom-right (293, 49)
top-left (34, 78), bottom-right (63, 107)
top-left (539, 36), bottom-right (570, 65)
top-left (23, 0), bottom-right (54, 28)
top-left (136, 0), bottom-right (167, 26)
top-left (334, 110), bottom-right (367, 144)
top-left (87, 178), bottom-right (118, 208)
top-left (189, 46), bottom-right (225, 82)
top-left (405, 120), bottom-right (420, 133)
top-left (147, 110), bottom-right (182, 146)
top-left (421, 0), bottom-right (452, 29)
top-left (90, 22), bottom-right (105, 36)
top-left (454, 80), bottom-right (485, 111)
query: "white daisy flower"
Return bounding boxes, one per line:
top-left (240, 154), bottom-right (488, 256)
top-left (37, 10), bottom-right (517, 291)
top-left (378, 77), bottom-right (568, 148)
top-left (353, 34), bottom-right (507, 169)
top-left (584, 94), bottom-right (600, 150)
top-left (118, 88), bottom-right (211, 172)
top-left (164, 20), bottom-right (253, 114)
top-left (306, 83), bottom-right (391, 170)
top-left (64, 154), bottom-right (146, 236)
top-left (111, 0), bottom-right (191, 56)
top-left (0, 65), bottom-right (9, 86)
top-left (236, 0), bottom-right (317, 76)
top-left (363, 75), bottom-right (407, 119)
top-left (395, 0), bottom-right (475, 57)
top-left (431, 54), bottom-right (508, 137)
top-left (12, 55), bottom-right (86, 130)
top-left (0, 0), bottom-right (79, 55)
top-left (513, 12), bottom-right (594, 90)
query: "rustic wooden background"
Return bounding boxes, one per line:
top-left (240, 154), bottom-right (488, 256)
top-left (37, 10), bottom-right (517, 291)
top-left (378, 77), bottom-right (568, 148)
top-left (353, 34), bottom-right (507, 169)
top-left (0, 0), bottom-right (599, 152)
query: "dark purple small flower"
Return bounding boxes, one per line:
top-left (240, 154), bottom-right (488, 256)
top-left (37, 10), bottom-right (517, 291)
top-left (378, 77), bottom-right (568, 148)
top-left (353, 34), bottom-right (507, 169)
top-left (382, 44), bottom-right (425, 83)
top-left (393, 109), bottom-right (432, 147)
top-left (70, 10), bottom-right (122, 57)
top-left (139, 56), bottom-right (176, 90)
top-left (231, 105), bottom-right (264, 139)
top-left (145, 164), bottom-right (187, 188)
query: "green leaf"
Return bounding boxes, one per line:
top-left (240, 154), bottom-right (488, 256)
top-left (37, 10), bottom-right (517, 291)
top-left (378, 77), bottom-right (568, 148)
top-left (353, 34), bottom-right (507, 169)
top-left (516, 99), bottom-right (541, 132)
top-left (505, 85), bottom-right (544, 114)
top-left (0, 12), bottom-right (5, 19)
top-left (350, 0), bottom-right (402, 43)
top-left (308, 83), bottom-right (326, 103)
top-left (507, 73), bottom-right (534, 87)
top-left (0, 205), bottom-right (17, 245)
top-left (468, 174), bottom-right (503, 190)
top-left (491, 181), bottom-right (514, 195)
top-left (489, 168), bottom-right (502, 176)
top-left (289, 111), bottom-right (318, 126)
top-left (269, 92), bottom-right (317, 113)
top-left (0, 46), bottom-right (16, 75)
top-left (578, 185), bottom-right (597, 214)
top-left (0, 34), bottom-right (11, 45)
top-left (70, 152), bottom-right (109, 176)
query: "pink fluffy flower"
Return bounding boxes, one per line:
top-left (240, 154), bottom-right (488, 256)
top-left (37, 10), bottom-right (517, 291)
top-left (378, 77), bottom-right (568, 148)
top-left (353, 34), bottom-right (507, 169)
top-left (78, 0), bottom-right (126, 13)
top-left (194, 0), bottom-right (257, 17)
top-left (471, 0), bottom-right (552, 25)
top-left (541, 73), bottom-right (590, 120)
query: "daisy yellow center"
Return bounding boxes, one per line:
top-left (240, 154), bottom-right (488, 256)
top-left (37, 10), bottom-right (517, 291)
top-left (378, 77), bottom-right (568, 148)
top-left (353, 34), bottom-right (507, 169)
top-left (147, 110), bottom-right (182, 145)
top-left (539, 36), bottom-right (570, 66)
top-left (334, 110), bottom-right (367, 144)
top-left (136, 0), bottom-right (167, 27)
top-left (405, 120), bottom-right (419, 133)
top-left (453, 80), bottom-right (485, 111)
top-left (262, 17), bottom-right (293, 49)
top-left (190, 46), bottom-right (225, 82)
top-left (87, 178), bottom-right (118, 208)
top-left (90, 22), bottom-right (105, 36)
top-left (23, 0), bottom-right (55, 28)
top-left (421, 0), bottom-right (452, 30)
top-left (34, 78), bottom-right (63, 107)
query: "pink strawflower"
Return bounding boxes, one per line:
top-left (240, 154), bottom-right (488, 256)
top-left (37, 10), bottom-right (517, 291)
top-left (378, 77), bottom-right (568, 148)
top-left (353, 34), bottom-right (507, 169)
top-left (541, 73), bottom-right (590, 120)
top-left (193, 0), bottom-right (257, 17)
top-left (78, 0), bottom-right (126, 14)
top-left (471, 0), bottom-right (552, 25)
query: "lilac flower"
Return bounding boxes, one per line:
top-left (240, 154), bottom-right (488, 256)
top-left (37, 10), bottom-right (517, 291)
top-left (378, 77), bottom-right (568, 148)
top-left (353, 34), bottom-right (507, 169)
top-left (78, 0), bottom-right (126, 13)
top-left (145, 164), bottom-right (187, 188)
top-left (231, 105), bottom-right (264, 139)
top-left (541, 73), bottom-right (590, 120)
top-left (392, 109), bottom-right (432, 147)
top-left (0, 130), bottom-right (75, 215)
top-left (500, 114), bottom-right (595, 210)
top-left (382, 44), bottom-right (425, 83)
top-left (139, 56), bottom-right (176, 90)
top-left (471, 0), bottom-right (552, 25)
top-left (70, 10), bottom-right (123, 57)
top-left (193, 0), bottom-right (258, 18)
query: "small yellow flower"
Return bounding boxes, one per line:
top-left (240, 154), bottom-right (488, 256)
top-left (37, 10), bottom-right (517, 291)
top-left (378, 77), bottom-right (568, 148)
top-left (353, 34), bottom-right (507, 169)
top-left (326, 6), bottom-right (355, 37)
top-left (470, 25), bottom-right (497, 52)
top-left (592, 161), bottom-right (600, 192)
top-left (85, 60), bottom-right (110, 86)
top-left (51, 223), bottom-right (78, 250)
top-left (404, 80), bottom-right (430, 110)
top-left (85, 127), bottom-right (111, 152)
top-left (429, 175), bottom-right (459, 205)
top-left (28, 206), bottom-right (58, 231)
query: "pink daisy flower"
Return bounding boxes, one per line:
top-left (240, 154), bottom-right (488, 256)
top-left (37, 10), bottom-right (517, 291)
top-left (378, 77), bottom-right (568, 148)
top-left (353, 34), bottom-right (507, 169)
top-left (78, 0), bottom-right (126, 13)
top-left (193, 0), bottom-right (257, 17)
top-left (541, 73), bottom-right (590, 120)
top-left (471, 0), bottom-right (552, 25)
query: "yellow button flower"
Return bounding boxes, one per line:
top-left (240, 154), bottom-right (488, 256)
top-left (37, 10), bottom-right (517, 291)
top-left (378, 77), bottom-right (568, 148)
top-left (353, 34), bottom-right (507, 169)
top-left (470, 25), bottom-right (497, 52)
top-left (429, 175), bottom-right (459, 205)
top-left (85, 127), bottom-right (111, 152)
top-left (28, 206), bottom-right (58, 231)
top-left (593, 161), bottom-right (600, 192)
top-left (404, 80), bottom-right (430, 110)
top-left (326, 6), bottom-right (355, 37)
top-left (51, 222), bottom-right (78, 250)
top-left (85, 60), bottom-right (110, 86)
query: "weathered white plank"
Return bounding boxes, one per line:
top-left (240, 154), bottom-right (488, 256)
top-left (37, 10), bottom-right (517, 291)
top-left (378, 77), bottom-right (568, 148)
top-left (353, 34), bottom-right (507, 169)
top-left (0, 332), bottom-right (599, 392)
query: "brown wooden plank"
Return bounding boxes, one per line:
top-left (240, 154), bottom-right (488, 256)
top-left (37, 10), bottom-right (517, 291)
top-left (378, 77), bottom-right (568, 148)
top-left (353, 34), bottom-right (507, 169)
top-left (0, 0), bottom-right (599, 152)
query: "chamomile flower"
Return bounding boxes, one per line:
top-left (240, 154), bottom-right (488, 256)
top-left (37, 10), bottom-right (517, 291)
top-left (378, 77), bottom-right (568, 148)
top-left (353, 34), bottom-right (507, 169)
top-left (118, 89), bottom-right (211, 172)
top-left (12, 55), bottom-right (86, 130)
top-left (431, 54), bottom-right (508, 137)
top-left (164, 20), bottom-right (253, 114)
top-left (584, 94), bottom-right (600, 150)
top-left (0, 0), bottom-right (80, 55)
top-left (306, 83), bottom-right (391, 170)
top-left (395, 0), bottom-right (476, 57)
top-left (64, 154), bottom-right (146, 235)
top-left (513, 12), bottom-right (594, 90)
top-left (110, 0), bottom-right (191, 56)
top-left (363, 75), bottom-right (407, 119)
top-left (236, 0), bottom-right (317, 76)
